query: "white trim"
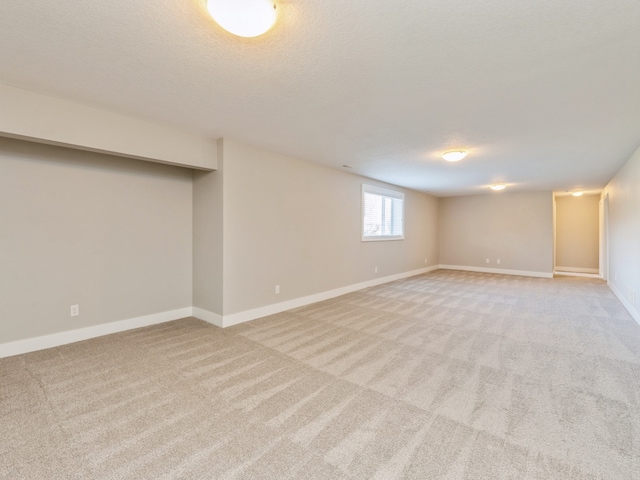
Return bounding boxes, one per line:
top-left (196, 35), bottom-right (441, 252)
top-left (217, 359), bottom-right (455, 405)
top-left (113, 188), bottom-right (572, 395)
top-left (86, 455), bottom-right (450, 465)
top-left (555, 266), bottom-right (599, 274)
top-left (218, 266), bottom-right (439, 328)
top-left (0, 267), bottom-right (441, 357)
top-left (192, 307), bottom-right (223, 328)
top-left (361, 236), bottom-right (404, 242)
top-left (609, 281), bottom-right (640, 327)
top-left (438, 264), bottom-right (553, 279)
top-left (362, 183), bottom-right (404, 199)
top-left (554, 271), bottom-right (601, 279)
top-left (0, 307), bottom-right (193, 359)
top-left (3, 264), bottom-right (577, 357)
top-left (599, 193), bottom-right (609, 281)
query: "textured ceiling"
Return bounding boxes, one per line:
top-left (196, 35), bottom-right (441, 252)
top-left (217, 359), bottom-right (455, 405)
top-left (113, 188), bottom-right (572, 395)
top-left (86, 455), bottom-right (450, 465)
top-left (0, 0), bottom-right (639, 196)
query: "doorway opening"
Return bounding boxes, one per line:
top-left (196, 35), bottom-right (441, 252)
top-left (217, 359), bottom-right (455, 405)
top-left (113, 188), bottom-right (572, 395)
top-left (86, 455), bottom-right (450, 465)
top-left (553, 192), bottom-right (602, 278)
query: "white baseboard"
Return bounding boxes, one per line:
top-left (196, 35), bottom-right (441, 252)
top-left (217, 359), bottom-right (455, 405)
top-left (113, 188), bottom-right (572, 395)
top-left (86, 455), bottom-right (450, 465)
top-left (0, 307), bottom-right (193, 359)
top-left (192, 307), bottom-right (223, 328)
top-left (608, 281), bottom-right (640, 327)
top-left (554, 271), bottom-right (601, 279)
top-left (1, 267), bottom-right (440, 357)
top-left (1, 263), bottom-right (565, 357)
top-left (193, 266), bottom-right (440, 329)
top-left (438, 264), bottom-right (553, 279)
top-left (555, 266), bottom-right (599, 274)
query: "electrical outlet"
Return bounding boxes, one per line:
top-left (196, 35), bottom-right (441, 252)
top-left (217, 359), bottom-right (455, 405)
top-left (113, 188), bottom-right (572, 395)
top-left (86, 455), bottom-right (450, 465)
top-left (485, 259), bottom-right (490, 264)
top-left (497, 259), bottom-right (501, 264)
top-left (70, 304), bottom-right (79, 317)
top-left (275, 285), bottom-right (280, 294)
top-left (374, 267), bottom-right (378, 274)
top-left (424, 258), bottom-right (428, 264)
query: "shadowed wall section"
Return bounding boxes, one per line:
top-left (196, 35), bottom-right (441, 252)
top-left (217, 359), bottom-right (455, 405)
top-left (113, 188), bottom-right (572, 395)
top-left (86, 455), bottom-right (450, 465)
top-left (555, 194), bottom-right (599, 272)
top-left (0, 137), bottom-right (193, 344)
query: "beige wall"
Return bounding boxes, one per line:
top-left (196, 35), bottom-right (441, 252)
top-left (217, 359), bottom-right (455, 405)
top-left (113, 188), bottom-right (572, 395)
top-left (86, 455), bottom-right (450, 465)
top-left (219, 139), bottom-right (439, 315)
top-left (438, 191), bottom-right (554, 274)
top-left (18, 128), bottom-right (630, 341)
top-left (555, 194), bottom-right (599, 271)
top-left (602, 145), bottom-right (640, 322)
top-left (0, 137), bottom-right (193, 343)
top-left (192, 141), bottom-right (224, 315)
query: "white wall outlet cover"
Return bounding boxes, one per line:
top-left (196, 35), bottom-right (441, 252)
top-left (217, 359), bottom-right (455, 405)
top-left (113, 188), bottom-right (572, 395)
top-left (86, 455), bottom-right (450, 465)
top-left (70, 305), bottom-right (79, 317)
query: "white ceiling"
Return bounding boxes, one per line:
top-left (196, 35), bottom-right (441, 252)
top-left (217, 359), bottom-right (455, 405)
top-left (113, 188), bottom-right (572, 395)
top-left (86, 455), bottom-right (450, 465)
top-left (1, 0), bottom-right (638, 196)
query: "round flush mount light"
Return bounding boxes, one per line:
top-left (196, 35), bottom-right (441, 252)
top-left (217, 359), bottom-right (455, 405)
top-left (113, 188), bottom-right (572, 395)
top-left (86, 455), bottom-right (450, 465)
top-left (442, 150), bottom-right (468, 162)
top-left (490, 184), bottom-right (506, 191)
top-left (207, 0), bottom-right (277, 38)
top-left (572, 191), bottom-right (583, 197)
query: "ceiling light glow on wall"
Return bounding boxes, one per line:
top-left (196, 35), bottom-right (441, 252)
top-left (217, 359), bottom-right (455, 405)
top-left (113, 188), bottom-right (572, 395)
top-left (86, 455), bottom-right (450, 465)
top-left (207, 0), bottom-right (277, 38)
top-left (572, 191), bottom-right (583, 197)
top-left (490, 184), bottom-right (506, 191)
top-left (442, 150), bottom-right (468, 162)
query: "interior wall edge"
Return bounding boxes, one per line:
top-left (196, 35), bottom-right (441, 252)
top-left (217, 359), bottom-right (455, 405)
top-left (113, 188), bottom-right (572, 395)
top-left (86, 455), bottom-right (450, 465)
top-left (609, 281), bottom-right (640, 327)
top-left (0, 83), bottom-right (218, 170)
top-left (192, 307), bottom-right (223, 328)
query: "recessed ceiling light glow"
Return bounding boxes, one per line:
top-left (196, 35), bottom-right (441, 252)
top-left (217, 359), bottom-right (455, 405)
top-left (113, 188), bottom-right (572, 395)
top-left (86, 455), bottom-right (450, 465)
top-left (207, 0), bottom-right (277, 38)
top-left (442, 150), bottom-right (468, 162)
top-left (572, 191), bottom-right (583, 197)
top-left (490, 184), bottom-right (506, 191)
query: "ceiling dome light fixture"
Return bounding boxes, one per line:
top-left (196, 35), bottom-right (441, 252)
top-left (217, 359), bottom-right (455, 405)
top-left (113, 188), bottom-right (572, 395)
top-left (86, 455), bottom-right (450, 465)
top-left (490, 184), bottom-right (506, 191)
top-left (207, 0), bottom-right (277, 38)
top-left (572, 191), bottom-right (583, 197)
top-left (442, 150), bottom-right (468, 162)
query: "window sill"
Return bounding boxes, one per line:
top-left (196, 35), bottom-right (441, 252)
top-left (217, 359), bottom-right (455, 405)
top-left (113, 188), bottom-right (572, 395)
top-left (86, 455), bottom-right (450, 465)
top-left (361, 236), bottom-right (404, 242)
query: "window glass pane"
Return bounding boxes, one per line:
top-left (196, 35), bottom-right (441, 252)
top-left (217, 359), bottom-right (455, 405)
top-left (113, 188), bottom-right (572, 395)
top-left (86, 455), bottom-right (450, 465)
top-left (362, 185), bottom-right (404, 240)
top-left (383, 197), bottom-right (392, 235)
top-left (390, 197), bottom-right (403, 235)
top-left (363, 192), bottom-right (382, 236)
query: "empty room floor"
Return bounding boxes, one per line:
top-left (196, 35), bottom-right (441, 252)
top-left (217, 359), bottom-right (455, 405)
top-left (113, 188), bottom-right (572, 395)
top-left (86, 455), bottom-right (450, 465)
top-left (1, 270), bottom-right (639, 479)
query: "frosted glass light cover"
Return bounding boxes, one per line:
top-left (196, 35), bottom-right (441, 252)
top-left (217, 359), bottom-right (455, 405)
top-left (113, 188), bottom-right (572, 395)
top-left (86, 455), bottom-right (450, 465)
top-left (207, 0), bottom-right (277, 38)
top-left (442, 150), bottom-right (468, 162)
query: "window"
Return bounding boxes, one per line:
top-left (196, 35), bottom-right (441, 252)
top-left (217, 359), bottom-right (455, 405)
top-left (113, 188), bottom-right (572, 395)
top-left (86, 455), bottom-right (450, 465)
top-left (362, 184), bottom-right (404, 241)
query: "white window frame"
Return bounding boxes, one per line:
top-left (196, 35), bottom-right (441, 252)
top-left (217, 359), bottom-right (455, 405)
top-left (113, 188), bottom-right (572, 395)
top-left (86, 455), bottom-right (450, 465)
top-left (361, 184), bottom-right (405, 242)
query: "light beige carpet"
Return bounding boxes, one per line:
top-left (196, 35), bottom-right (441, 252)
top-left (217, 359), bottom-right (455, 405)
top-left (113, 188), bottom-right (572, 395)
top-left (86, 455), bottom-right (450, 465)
top-left (1, 270), bottom-right (640, 479)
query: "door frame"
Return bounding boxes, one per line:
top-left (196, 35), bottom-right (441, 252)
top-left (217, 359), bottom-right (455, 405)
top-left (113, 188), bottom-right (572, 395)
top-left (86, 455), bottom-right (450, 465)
top-left (599, 193), bottom-right (609, 282)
